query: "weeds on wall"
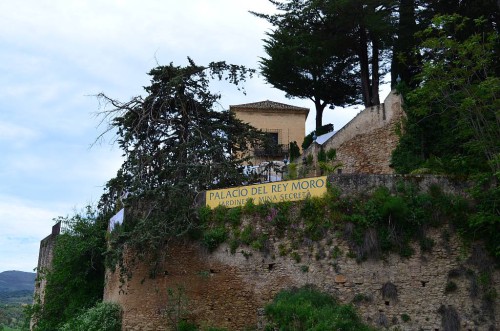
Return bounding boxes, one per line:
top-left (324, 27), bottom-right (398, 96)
top-left (193, 180), bottom-right (494, 267)
top-left (163, 286), bottom-right (229, 331)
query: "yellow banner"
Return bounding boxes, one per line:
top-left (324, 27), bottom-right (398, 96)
top-left (206, 176), bottom-right (328, 208)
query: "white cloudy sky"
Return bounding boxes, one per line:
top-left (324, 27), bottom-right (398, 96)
top-left (0, 0), bottom-right (389, 273)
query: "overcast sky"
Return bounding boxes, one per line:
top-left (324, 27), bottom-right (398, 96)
top-left (0, 1), bottom-right (390, 273)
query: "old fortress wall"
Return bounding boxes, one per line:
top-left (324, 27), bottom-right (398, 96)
top-left (101, 94), bottom-right (500, 330)
top-left (103, 175), bottom-right (499, 331)
top-left (35, 90), bottom-right (498, 330)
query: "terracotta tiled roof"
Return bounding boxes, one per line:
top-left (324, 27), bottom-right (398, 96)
top-left (230, 100), bottom-right (309, 113)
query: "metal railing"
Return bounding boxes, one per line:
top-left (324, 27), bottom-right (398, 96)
top-left (254, 144), bottom-right (289, 157)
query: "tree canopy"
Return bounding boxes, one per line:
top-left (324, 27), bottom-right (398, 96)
top-left (97, 58), bottom-right (263, 273)
top-left (254, 0), bottom-right (396, 132)
top-left (254, 0), bottom-right (360, 131)
top-left (392, 15), bottom-right (500, 176)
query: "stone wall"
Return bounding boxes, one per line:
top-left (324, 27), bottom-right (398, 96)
top-left (103, 176), bottom-right (498, 331)
top-left (230, 100), bottom-right (309, 164)
top-left (302, 90), bottom-right (404, 174)
top-left (327, 173), bottom-right (471, 197)
top-left (31, 222), bottom-right (60, 330)
top-left (104, 232), bottom-right (499, 331)
top-left (33, 222), bottom-right (60, 305)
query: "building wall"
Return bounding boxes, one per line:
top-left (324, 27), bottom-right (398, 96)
top-left (303, 91), bottom-right (404, 174)
top-left (103, 176), bottom-right (498, 331)
top-left (231, 102), bottom-right (308, 164)
top-left (233, 109), bottom-right (307, 149)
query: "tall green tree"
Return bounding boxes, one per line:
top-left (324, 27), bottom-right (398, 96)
top-left (255, 0), bottom-right (396, 120)
top-left (391, 0), bottom-right (420, 88)
top-left (97, 58), bottom-right (262, 272)
top-left (391, 0), bottom-right (500, 89)
top-left (254, 0), bottom-right (359, 131)
top-left (392, 15), bottom-right (500, 175)
top-left (321, 0), bottom-right (396, 106)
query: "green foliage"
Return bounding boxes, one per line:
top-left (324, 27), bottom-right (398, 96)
top-left (466, 173), bottom-right (500, 259)
top-left (165, 286), bottom-right (189, 330)
top-left (445, 281), bottom-right (458, 294)
top-left (98, 58), bottom-right (262, 274)
top-left (317, 147), bottom-right (342, 176)
top-left (264, 286), bottom-right (376, 331)
top-left (306, 154), bottom-right (313, 166)
top-left (392, 15), bottom-right (500, 176)
top-left (317, 148), bottom-right (326, 163)
top-left (352, 293), bottom-right (372, 305)
top-left (401, 313), bottom-right (411, 322)
top-left (326, 148), bottom-right (337, 161)
top-left (285, 163), bottom-right (298, 180)
top-left (59, 302), bottom-right (121, 331)
top-left (197, 177), bottom-right (497, 263)
top-left (420, 237), bottom-right (435, 253)
top-left (302, 125), bottom-right (335, 150)
top-left (32, 207), bottom-right (108, 331)
top-left (240, 225), bottom-right (255, 245)
top-left (176, 322), bottom-right (227, 331)
top-left (254, 0), bottom-right (360, 131)
top-left (0, 302), bottom-right (29, 330)
top-left (290, 252), bottom-right (301, 263)
top-left (289, 141), bottom-right (300, 162)
top-left (178, 321), bottom-right (198, 331)
top-left (202, 227), bottom-right (228, 252)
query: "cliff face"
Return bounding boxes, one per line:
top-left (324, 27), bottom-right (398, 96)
top-left (103, 176), bottom-right (499, 331)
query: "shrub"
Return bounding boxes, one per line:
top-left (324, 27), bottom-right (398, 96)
top-left (178, 321), bottom-right (198, 331)
top-left (352, 293), bottom-right (372, 304)
top-left (420, 237), bottom-right (435, 253)
top-left (240, 225), bottom-right (255, 245)
top-left (264, 286), bottom-right (376, 331)
top-left (445, 281), bottom-right (458, 294)
top-left (59, 302), bottom-right (121, 331)
top-left (202, 227), bottom-right (228, 252)
top-left (290, 251), bottom-right (301, 263)
top-left (33, 208), bottom-right (108, 330)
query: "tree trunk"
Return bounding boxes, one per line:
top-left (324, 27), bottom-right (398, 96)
top-left (371, 36), bottom-right (380, 105)
top-left (358, 25), bottom-right (372, 107)
top-left (391, 0), bottom-right (418, 88)
top-left (315, 98), bottom-right (324, 132)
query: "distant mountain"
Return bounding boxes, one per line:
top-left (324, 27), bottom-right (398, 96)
top-left (0, 270), bottom-right (36, 293)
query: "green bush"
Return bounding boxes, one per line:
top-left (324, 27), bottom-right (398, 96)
top-left (445, 281), bottom-right (458, 294)
top-left (264, 286), bottom-right (376, 331)
top-left (33, 207), bottom-right (109, 331)
top-left (202, 227), bottom-right (228, 252)
top-left (178, 320), bottom-right (198, 331)
top-left (59, 302), bottom-right (121, 331)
